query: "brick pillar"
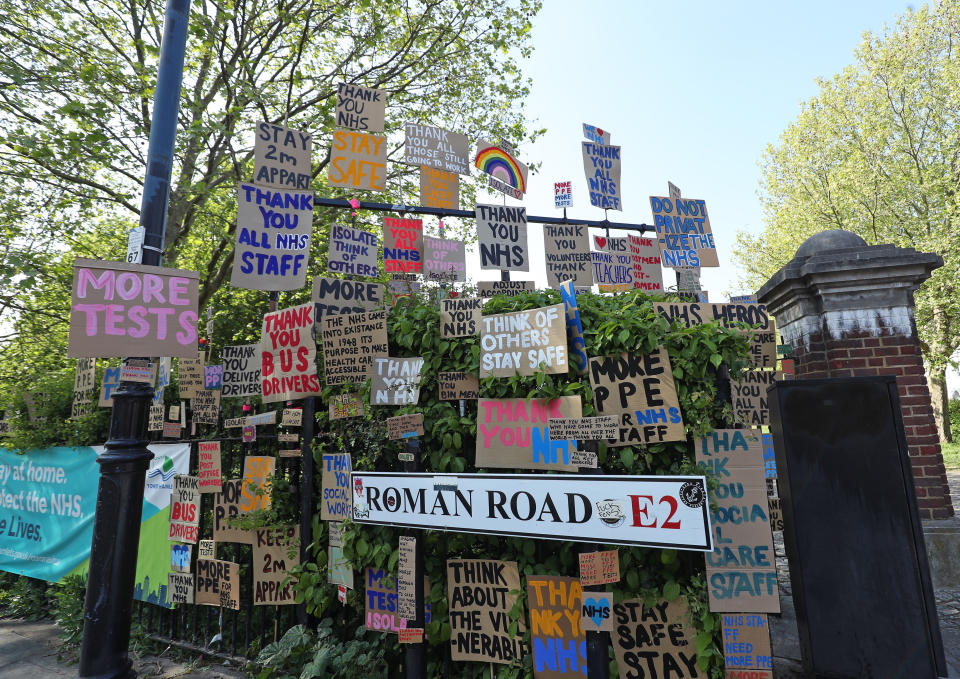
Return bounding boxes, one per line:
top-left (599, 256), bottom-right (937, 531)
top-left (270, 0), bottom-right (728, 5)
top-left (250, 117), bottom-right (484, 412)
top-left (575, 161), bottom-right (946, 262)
top-left (757, 229), bottom-right (953, 520)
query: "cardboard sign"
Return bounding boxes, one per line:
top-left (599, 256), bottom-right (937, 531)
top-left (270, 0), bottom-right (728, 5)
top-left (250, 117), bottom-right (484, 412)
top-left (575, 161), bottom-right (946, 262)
top-left (72, 357), bottom-right (96, 419)
top-left (404, 123), bottom-right (470, 174)
top-left (195, 558), bottom-right (239, 609)
top-left (397, 535), bottom-right (416, 620)
top-left (653, 302), bottom-right (776, 368)
top-left (581, 142), bottom-right (622, 211)
top-left (320, 310), bottom-right (389, 385)
top-left (327, 522), bottom-right (354, 587)
top-left (382, 216), bottom-right (423, 274)
top-left (548, 416), bottom-right (618, 441)
top-left (475, 396), bottom-right (582, 470)
top-left (479, 303), bottom-right (567, 378)
top-left (327, 224), bottom-right (379, 278)
top-left (335, 83), bottom-right (386, 132)
top-left (476, 204), bottom-right (528, 271)
top-left (330, 392), bottom-right (364, 419)
top-left (68, 258), bottom-right (199, 358)
top-left (583, 123), bottom-right (610, 145)
top-left (438, 372), bottom-right (479, 400)
top-left (253, 122), bottom-right (311, 189)
top-left (320, 453), bottom-right (352, 521)
top-left (191, 389), bottom-right (220, 425)
top-left (253, 525), bottom-right (299, 605)
top-left (420, 166), bottom-right (459, 209)
top-left (241, 455), bottom-right (275, 513)
top-left (650, 196), bottom-right (718, 267)
top-left (198, 539), bottom-right (215, 558)
top-left (170, 543), bottom-right (192, 573)
top-left (554, 181), bottom-right (573, 208)
top-left (169, 404), bottom-right (180, 421)
top-left (612, 599), bottom-right (699, 679)
top-left (312, 276), bottom-right (383, 320)
top-left (168, 572), bottom-right (194, 605)
top-left (543, 224), bottom-right (592, 288)
top-left (242, 425), bottom-right (255, 442)
top-left (696, 429), bottom-right (779, 613)
top-left (154, 356), bottom-right (171, 404)
top-left (279, 448), bottom-right (300, 458)
top-left (588, 348), bottom-right (685, 448)
top-left (204, 365), bottom-right (222, 390)
top-left (329, 130), bottom-right (387, 191)
top-left (592, 250), bottom-right (633, 292)
top-left (197, 441), bottom-right (222, 493)
top-left (386, 413), bottom-right (425, 440)
top-left (762, 433), bottom-right (777, 482)
top-left (398, 628), bottom-right (423, 644)
top-left (178, 354), bottom-right (204, 399)
top-left (163, 421), bottom-right (180, 438)
top-left (581, 591), bottom-right (614, 634)
top-left (365, 567), bottom-right (432, 633)
top-left (148, 403), bottom-right (164, 431)
top-left (730, 370), bottom-right (779, 427)
top-left (527, 575), bottom-right (584, 677)
top-left (119, 359), bottom-right (154, 384)
top-left (231, 183), bottom-right (312, 291)
top-left (628, 235), bottom-right (664, 292)
top-left (221, 344), bottom-right (261, 397)
top-left (478, 280), bottom-right (536, 297)
top-left (559, 281), bottom-right (588, 375)
top-left (281, 408), bottom-right (302, 426)
top-left (214, 480), bottom-right (254, 544)
top-left (260, 303), bottom-right (321, 403)
top-left (579, 550), bottom-right (620, 586)
top-left (474, 140), bottom-right (528, 199)
top-left (441, 298), bottom-right (482, 338)
top-left (668, 181), bottom-right (681, 201)
top-left (722, 614), bottom-right (773, 679)
top-left (423, 237), bottom-right (466, 282)
top-left (246, 410), bottom-right (277, 426)
top-left (675, 266), bottom-right (701, 292)
top-left (168, 475), bottom-right (200, 544)
top-left (448, 559), bottom-right (525, 664)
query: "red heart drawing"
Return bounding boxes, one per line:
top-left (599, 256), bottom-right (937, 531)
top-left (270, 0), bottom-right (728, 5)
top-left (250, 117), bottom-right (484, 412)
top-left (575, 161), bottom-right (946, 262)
top-left (597, 128), bottom-right (604, 136)
top-left (595, 236), bottom-right (607, 250)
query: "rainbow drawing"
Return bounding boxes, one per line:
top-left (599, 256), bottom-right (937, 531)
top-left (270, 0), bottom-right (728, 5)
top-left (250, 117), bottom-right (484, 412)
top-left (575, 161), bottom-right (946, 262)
top-left (474, 140), bottom-right (528, 194)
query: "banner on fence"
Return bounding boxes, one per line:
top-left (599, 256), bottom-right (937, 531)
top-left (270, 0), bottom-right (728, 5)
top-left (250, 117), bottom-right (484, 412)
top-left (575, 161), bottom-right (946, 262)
top-left (448, 559), bottom-right (525, 664)
top-left (526, 575), bottom-right (584, 677)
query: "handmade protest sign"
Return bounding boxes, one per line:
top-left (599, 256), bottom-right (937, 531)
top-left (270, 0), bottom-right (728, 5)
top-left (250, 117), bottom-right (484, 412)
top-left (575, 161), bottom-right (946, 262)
top-left (195, 558), bottom-right (239, 609)
top-left (328, 224), bottom-right (379, 278)
top-left (612, 598), bottom-right (700, 679)
top-left (329, 130), bottom-right (387, 191)
top-left (321, 310), bottom-right (389, 385)
top-left (242, 425), bottom-right (255, 442)
top-left (592, 250), bottom-right (633, 292)
top-left (675, 267), bottom-right (702, 293)
top-left (583, 123), bottom-right (610, 145)
top-left (474, 140), bottom-right (528, 199)
top-left (281, 408), bottom-right (302, 426)
top-left (404, 123), bottom-right (470, 174)
top-left (730, 370), bottom-right (779, 427)
top-left (72, 357), bottom-right (96, 418)
top-left (420, 167), bottom-right (459, 209)
top-left (649, 196), bottom-right (719, 267)
top-left (478, 280), bottom-right (536, 297)
top-left (162, 421), bottom-right (180, 438)
top-left (579, 550), bottom-right (620, 586)
top-left (220, 344), bottom-right (261, 397)
top-left (68, 258), bottom-right (199, 358)
top-left (204, 365), bottom-right (222, 390)
top-left (628, 235), bottom-right (664, 292)
top-left (447, 559), bottom-right (526, 664)
top-left (98, 366), bottom-right (121, 407)
top-left (197, 441), bottom-right (222, 493)
top-left (365, 567), bottom-right (431, 633)
top-left (441, 298), bottom-right (482, 338)
top-left (253, 525), bottom-right (299, 605)
top-left (148, 405), bottom-right (163, 430)
top-left (168, 573), bottom-right (194, 605)
top-left (397, 536), bottom-right (416, 620)
top-left (696, 429), bottom-right (779, 613)
top-left (721, 614), bottom-right (773, 678)
top-left (581, 591), bottom-right (614, 634)
top-left (170, 544), bottom-right (192, 572)
top-left (654, 302), bottom-right (776, 368)
top-left (480, 303), bottom-right (567, 378)
top-left (383, 217), bottom-right (423, 273)
top-left (548, 416), bottom-right (618, 442)
top-left (260, 302), bottom-right (321, 402)
top-left (329, 392), bottom-right (364, 420)
top-left (476, 204), bottom-right (528, 271)
top-left (312, 276), bottom-right (383, 321)
top-left (386, 413), bottom-right (424, 440)
top-left (168, 475), bottom-right (200, 544)
top-left (398, 629), bottom-right (423, 644)
top-left (253, 122), bottom-right (311, 189)
top-left (320, 453), bottom-right (352, 521)
top-left (527, 575), bottom-right (585, 677)
top-left (544, 224), bottom-right (591, 288)
top-left (370, 356), bottom-right (423, 405)
top-left (589, 348), bottom-right (685, 448)
top-left (582, 142), bottom-right (622, 210)
top-left (241, 456), bottom-right (275, 513)
top-left (554, 181), bottom-right (573, 208)
top-left (154, 356), bottom-right (171, 403)
top-left (475, 396), bottom-right (582, 470)
top-left (177, 353), bottom-right (204, 399)
top-left (246, 410), bottom-right (276, 426)
top-left (327, 522), bottom-right (353, 587)
top-left (558, 280), bottom-right (588, 375)
top-left (119, 358), bottom-right (153, 383)
top-left (191, 390), bottom-right (220, 425)
top-left (213, 480), bottom-right (254, 544)
top-left (198, 540), bottom-right (215, 558)
top-left (335, 83), bottom-right (386, 132)
top-left (438, 372), bottom-right (479, 400)
top-left (423, 237), bottom-right (466, 282)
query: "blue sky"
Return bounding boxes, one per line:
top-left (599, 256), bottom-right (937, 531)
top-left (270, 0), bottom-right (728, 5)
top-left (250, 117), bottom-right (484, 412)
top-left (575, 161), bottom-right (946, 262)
top-left (472, 0), bottom-right (915, 298)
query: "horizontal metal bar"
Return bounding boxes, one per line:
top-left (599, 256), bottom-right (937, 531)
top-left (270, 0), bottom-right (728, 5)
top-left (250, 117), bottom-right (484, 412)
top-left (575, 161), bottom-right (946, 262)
top-left (313, 197), bottom-right (651, 234)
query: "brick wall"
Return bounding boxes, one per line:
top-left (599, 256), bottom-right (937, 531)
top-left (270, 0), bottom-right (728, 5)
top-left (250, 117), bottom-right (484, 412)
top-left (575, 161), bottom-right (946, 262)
top-left (791, 330), bottom-right (953, 520)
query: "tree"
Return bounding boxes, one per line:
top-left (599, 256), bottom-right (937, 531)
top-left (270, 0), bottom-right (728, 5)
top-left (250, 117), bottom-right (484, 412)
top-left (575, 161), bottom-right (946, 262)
top-left (733, 1), bottom-right (960, 442)
top-left (0, 0), bottom-right (543, 405)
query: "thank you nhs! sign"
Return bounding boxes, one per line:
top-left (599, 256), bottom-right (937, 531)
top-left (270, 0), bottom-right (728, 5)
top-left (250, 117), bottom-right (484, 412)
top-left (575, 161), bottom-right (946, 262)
top-left (351, 472), bottom-right (712, 551)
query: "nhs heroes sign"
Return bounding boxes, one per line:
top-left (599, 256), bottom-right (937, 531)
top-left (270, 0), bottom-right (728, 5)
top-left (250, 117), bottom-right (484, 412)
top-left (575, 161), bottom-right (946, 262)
top-left (351, 473), bottom-right (712, 551)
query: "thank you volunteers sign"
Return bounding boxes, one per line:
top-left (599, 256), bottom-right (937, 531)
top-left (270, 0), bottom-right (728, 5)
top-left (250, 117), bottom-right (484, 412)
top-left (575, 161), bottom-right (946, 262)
top-left (351, 473), bottom-right (712, 551)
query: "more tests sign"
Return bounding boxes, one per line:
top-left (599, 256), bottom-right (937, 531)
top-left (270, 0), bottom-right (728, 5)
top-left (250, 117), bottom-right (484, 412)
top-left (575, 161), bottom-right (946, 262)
top-left (351, 473), bottom-right (712, 551)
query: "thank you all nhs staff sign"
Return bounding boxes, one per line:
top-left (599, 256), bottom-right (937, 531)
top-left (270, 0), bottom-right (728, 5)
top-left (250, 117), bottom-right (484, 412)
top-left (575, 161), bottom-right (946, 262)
top-left (351, 473), bottom-right (712, 551)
